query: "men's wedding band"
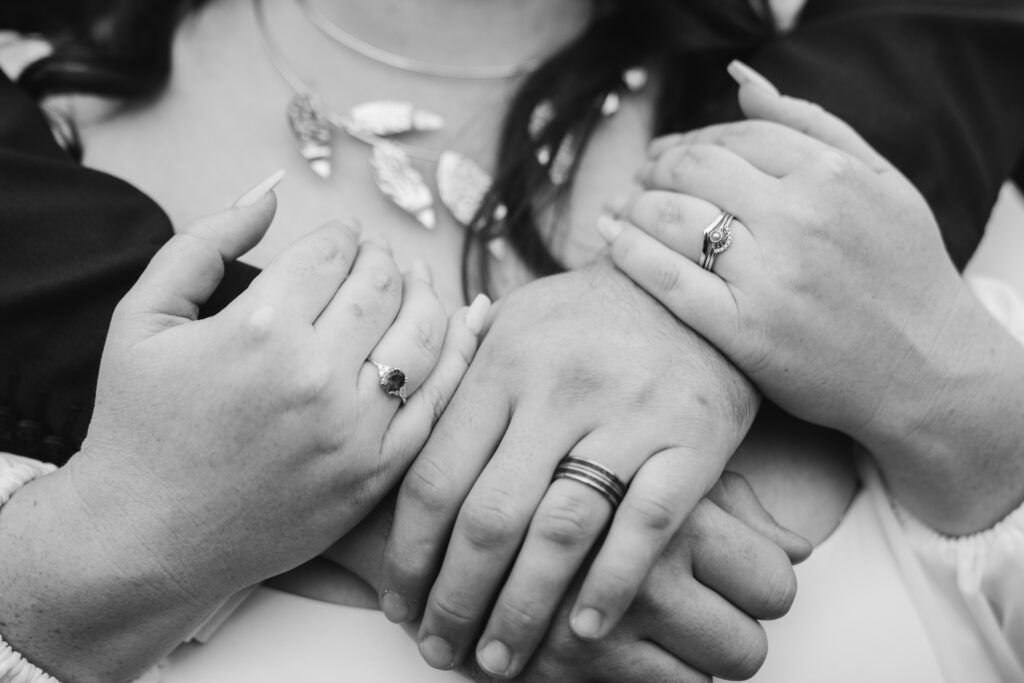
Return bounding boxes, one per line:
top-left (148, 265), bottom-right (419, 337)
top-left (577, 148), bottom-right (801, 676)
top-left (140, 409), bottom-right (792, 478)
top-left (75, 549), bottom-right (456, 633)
top-left (699, 211), bottom-right (735, 273)
top-left (552, 456), bottom-right (627, 508)
top-left (370, 360), bottom-right (408, 405)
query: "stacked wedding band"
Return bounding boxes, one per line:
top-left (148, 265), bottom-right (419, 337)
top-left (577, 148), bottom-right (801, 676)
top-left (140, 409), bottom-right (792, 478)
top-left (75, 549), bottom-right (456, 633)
top-left (699, 211), bottom-right (735, 273)
top-left (552, 456), bottom-right (627, 508)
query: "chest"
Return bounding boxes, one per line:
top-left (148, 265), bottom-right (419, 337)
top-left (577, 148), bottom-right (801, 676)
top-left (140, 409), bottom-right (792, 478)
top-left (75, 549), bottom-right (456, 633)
top-left (73, 0), bottom-right (655, 310)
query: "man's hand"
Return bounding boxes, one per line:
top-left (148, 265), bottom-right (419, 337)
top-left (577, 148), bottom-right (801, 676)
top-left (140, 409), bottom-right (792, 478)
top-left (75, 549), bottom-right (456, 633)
top-left (377, 262), bottom-right (761, 677)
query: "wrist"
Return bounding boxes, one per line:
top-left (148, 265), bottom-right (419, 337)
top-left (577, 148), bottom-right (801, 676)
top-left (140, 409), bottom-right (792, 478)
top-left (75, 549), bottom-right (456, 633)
top-left (858, 285), bottom-right (1024, 533)
top-left (0, 461), bottom-right (221, 682)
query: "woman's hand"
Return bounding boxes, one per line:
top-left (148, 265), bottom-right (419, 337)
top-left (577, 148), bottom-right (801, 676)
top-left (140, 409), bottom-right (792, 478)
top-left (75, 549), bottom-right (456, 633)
top-left (601, 63), bottom-right (1024, 533)
top-left (377, 261), bottom-right (762, 677)
top-left (67, 182), bottom-right (486, 607)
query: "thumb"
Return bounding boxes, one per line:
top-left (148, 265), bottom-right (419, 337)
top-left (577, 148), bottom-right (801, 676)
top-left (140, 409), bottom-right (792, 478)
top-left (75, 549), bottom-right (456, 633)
top-left (115, 171), bottom-right (283, 341)
top-left (729, 60), bottom-right (892, 174)
top-left (707, 470), bottom-right (814, 564)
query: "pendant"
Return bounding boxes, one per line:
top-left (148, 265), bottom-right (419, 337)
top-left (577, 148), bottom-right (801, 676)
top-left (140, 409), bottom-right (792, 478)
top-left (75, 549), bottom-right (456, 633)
top-left (287, 93), bottom-right (334, 179)
top-left (345, 100), bottom-right (444, 137)
top-left (370, 142), bottom-right (437, 229)
top-left (437, 150), bottom-right (494, 227)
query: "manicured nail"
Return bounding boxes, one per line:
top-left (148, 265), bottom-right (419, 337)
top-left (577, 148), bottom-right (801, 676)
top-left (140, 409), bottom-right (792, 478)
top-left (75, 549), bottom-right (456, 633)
top-left (477, 640), bottom-right (513, 677)
top-left (595, 215), bottom-right (624, 243)
top-left (380, 590), bottom-right (409, 623)
top-left (411, 258), bottom-right (433, 284)
top-left (233, 169), bottom-right (285, 207)
top-left (419, 635), bottom-right (455, 670)
top-left (571, 607), bottom-right (604, 639)
top-left (464, 293), bottom-right (492, 335)
top-left (727, 60), bottom-right (780, 95)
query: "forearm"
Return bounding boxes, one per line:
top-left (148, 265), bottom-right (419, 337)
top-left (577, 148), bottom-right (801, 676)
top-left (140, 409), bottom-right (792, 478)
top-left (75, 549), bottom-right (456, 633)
top-left (0, 466), bottom-right (219, 683)
top-left (862, 285), bottom-right (1024, 535)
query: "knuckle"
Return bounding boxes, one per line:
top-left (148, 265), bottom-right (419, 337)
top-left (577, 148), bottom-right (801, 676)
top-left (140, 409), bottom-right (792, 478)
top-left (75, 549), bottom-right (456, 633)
top-left (651, 258), bottom-right (684, 295)
top-left (624, 493), bottom-right (677, 533)
top-left (460, 495), bottom-right (523, 551)
top-left (414, 319), bottom-right (442, 358)
top-left (814, 148), bottom-right (856, 181)
top-left (669, 145), bottom-right (710, 180)
top-left (535, 491), bottom-right (597, 548)
top-left (654, 196), bottom-right (686, 229)
top-left (430, 594), bottom-right (477, 628)
top-left (494, 597), bottom-right (546, 638)
top-left (752, 550), bottom-right (798, 619)
top-left (721, 625), bottom-right (769, 680)
top-left (587, 564), bottom-right (635, 604)
top-left (369, 267), bottom-right (399, 296)
top-left (417, 381), bottom-right (450, 428)
top-left (402, 457), bottom-right (458, 515)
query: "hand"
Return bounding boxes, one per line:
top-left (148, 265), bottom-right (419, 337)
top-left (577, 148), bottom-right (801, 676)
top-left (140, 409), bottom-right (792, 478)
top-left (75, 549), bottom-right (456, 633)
top-left (601, 63), bottom-right (966, 450)
top-left (461, 472), bottom-right (808, 682)
top-left (65, 180), bottom-right (486, 605)
top-left (378, 263), bottom-right (760, 678)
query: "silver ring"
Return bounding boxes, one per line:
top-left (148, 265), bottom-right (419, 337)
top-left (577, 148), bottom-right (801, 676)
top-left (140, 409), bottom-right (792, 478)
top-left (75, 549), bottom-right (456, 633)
top-left (699, 212), bottom-right (734, 273)
top-left (370, 360), bottom-right (408, 405)
top-left (552, 456), bottom-right (627, 508)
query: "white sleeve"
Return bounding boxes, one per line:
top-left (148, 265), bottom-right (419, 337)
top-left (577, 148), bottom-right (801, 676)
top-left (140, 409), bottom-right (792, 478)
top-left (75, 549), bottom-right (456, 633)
top-left (885, 275), bottom-right (1024, 680)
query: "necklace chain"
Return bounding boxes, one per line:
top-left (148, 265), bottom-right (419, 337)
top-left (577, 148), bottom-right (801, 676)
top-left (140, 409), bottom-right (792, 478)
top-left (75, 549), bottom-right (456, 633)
top-left (293, 0), bottom-right (544, 81)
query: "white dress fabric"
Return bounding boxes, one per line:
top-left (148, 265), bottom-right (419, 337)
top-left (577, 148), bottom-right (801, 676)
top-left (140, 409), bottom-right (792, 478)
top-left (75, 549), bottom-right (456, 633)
top-left (2, 277), bottom-right (1023, 683)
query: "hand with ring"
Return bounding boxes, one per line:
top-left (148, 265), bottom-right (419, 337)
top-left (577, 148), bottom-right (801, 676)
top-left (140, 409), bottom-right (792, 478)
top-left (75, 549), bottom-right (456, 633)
top-left (600, 62), bottom-right (1024, 533)
top-left (377, 261), bottom-right (763, 678)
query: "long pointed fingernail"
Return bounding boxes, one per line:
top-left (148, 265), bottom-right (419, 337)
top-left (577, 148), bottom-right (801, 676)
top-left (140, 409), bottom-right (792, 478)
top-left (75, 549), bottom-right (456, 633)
top-left (419, 635), bottom-right (455, 670)
top-left (595, 215), bottom-right (624, 243)
top-left (727, 60), bottom-right (780, 95)
top-left (464, 293), bottom-right (492, 335)
top-left (233, 169), bottom-right (285, 207)
top-left (477, 640), bottom-right (513, 677)
top-left (571, 607), bottom-right (604, 639)
top-left (380, 590), bottom-right (409, 623)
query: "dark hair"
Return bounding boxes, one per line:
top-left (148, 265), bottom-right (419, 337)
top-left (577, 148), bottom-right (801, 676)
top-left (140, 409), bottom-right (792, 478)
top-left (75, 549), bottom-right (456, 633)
top-left (6, 0), bottom-right (773, 300)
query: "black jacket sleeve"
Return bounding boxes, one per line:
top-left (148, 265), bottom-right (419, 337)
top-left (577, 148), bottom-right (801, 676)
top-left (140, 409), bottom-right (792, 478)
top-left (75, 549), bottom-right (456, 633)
top-left (743, 0), bottom-right (1024, 269)
top-left (0, 72), bottom-right (257, 463)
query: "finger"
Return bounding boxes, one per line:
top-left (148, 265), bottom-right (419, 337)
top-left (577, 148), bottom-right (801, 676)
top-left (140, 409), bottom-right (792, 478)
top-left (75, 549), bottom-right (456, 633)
top-left (524, 639), bottom-right (711, 683)
top-left (357, 268), bottom-right (448, 424)
top-left (416, 413), bottom-right (581, 671)
top-left (570, 445), bottom-right (720, 642)
top-left (733, 65), bottom-right (892, 173)
top-left (382, 294), bottom-right (491, 464)
top-left (637, 143), bottom-right (779, 219)
top-left (313, 238), bottom-right (403, 365)
top-left (597, 217), bottom-right (740, 354)
top-left (707, 471), bottom-right (813, 564)
top-left (688, 499), bottom-right (799, 621)
top-left (622, 190), bottom-right (757, 280)
top-left (474, 440), bottom-right (627, 677)
top-left (378, 371), bottom-right (512, 626)
top-left (241, 219), bottom-right (362, 324)
top-left (642, 575), bottom-right (769, 681)
top-left (115, 193), bottom-right (279, 338)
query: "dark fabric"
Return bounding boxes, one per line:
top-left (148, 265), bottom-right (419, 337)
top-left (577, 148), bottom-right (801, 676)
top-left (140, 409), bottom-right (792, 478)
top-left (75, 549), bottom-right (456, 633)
top-left (0, 72), bottom-right (258, 463)
top-left (2, 0), bottom-right (1023, 463)
top-left (738, 0), bottom-right (1024, 270)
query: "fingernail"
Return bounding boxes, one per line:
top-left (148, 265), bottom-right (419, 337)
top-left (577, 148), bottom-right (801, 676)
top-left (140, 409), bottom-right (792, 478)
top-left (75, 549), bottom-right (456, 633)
top-left (419, 635), bottom-right (455, 670)
top-left (571, 607), bottom-right (604, 639)
top-left (380, 590), bottom-right (409, 623)
top-left (602, 193), bottom-right (630, 217)
top-left (464, 293), bottom-right (492, 335)
top-left (477, 640), bottom-right (513, 677)
top-left (233, 169), bottom-right (285, 207)
top-left (727, 60), bottom-right (780, 95)
top-left (595, 215), bottom-right (624, 243)
top-left (411, 258), bottom-right (433, 284)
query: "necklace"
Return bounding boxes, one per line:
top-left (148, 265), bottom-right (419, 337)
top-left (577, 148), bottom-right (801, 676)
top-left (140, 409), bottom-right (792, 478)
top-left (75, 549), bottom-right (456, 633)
top-left (294, 0), bottom-right (544, 81)
top-left (253, 0), bottom-right (647, 240)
